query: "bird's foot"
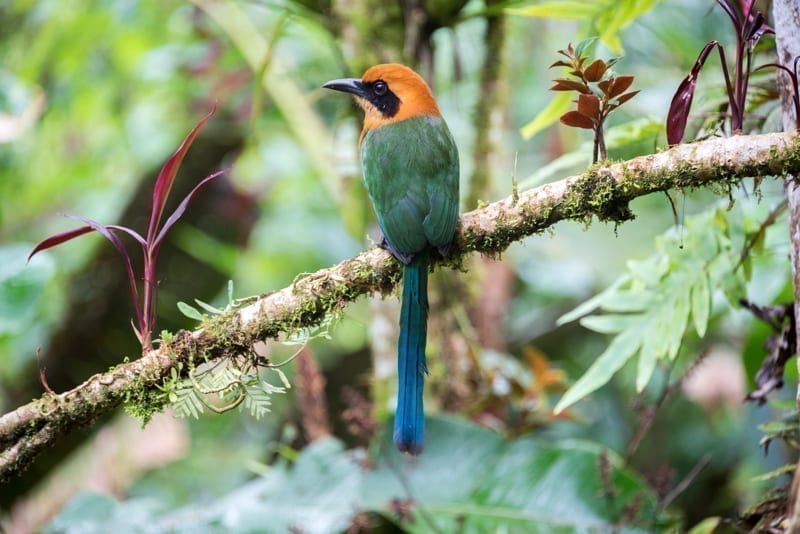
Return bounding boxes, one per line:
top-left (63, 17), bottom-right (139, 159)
top-left (379, 236), bottom-right (415, 265)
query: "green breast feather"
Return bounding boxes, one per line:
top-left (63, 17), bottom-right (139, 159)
top-left (361, 115), bottom-right (459, 257)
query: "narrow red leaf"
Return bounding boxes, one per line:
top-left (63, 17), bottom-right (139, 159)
top-left (583, 59), bottom-right (607, 82)
top-left (550, 78), bottom-right (591, 93)
top-left (28, 225), bottom-right (94, 261)
top-left (66, 215), bottom-right (143, 326)
top-left (107, 225), bottom-right (147, 247)
top-left (549, 60), bottom-right (572, 69)
top-left (560, 110), bottom-right (594, 129)
top-left (716, 0), bottom-right (742, 33)
top-left (153, 168), bottom-right (230, 247)
top-left (577, 94), bottom-right (601, 119)
top-left (146, 105), bottom-right (217, 244)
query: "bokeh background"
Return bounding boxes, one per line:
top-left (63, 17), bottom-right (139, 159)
top-left (0, 0), bottom-right (795, 531)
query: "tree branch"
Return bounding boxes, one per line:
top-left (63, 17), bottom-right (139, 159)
top-left (2, 131), bottom-right (799, 482)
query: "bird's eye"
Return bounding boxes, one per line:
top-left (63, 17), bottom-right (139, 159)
top-left (373, 81), bottom-right (388, 96)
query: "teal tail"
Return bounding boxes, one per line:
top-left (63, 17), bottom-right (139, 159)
top-left (394, 257), bottom-right (428, 455)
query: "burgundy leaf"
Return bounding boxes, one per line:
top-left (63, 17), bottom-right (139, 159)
top-left (106, 225), bottom-right (147, 247)
top-left (153, 168), bottom-right (229, 247)
top-left (550, 78), bottom-right (592, 93)
top-left (666, 74), bottom-right (697, 146)
top-left (583, 59), bottom-right (607, 82)
top-left (576, 94), bottom-right (601, 119)
top-left (716, 0), bottom-right (742, 33)
top-left (560, 110), bottom-right (594, 129)
top-left (549, 60), bottom-right (572, 69)
top-left (28, 225), bottom-right (94, 261)
top-left (744, 11), bottom-right (764, 42)
top-left (146, 105), bottom-right (217, 244)
top-left (615, 90), bottom-right (640, 106)
top-left (608, 75), bottom-right (635, 98)
top-left (666, 41), bottom-right (721, 146)
top-left (65, 216), bottom-right (142, 319)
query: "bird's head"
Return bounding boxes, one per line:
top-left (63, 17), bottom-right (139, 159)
top-left (323, 63), bottom-right (441, 137)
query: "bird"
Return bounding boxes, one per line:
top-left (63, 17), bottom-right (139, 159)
top-left (324, 64), bottom-right (459, 454)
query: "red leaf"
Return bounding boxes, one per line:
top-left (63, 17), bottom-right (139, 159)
top-left (716, 0), bottom-right (742, 32)
top-left (608, 75), bottom-right (635, 98)
top-left (107, 224), bottom-right (147, 247)
top-left (550, 78), bottom-right (591, 93)
top-left (560, 110), bottom-right (594, 129)
top-left (153, 168), bottom-right (230, 247)
top-left (583, 59), bottom-right (607, 82)
top-left (549, 60), bottom-right (572, 69)
top-left (66, 216), bottom-right (142, 316)
top-left (146, 105), bottom-right (216, 244)
top-left (31, 216), bottom-right (144, 325)
top-left (666, 41), bottom-right (720, 146)
top-left (666, 75), bottom-right (697, 146)
top-left (28, 225), bottom-right (94, 261)
top-left (615, 90), bottom-right (640, 106)
top-left (576, 94), bottom-right (601, 119)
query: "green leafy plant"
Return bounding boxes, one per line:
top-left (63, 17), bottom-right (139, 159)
top-left (554, 205), bottom-right (747, 413)
top-left (550, 39), bottom-right (640, 163)
top-left (28, 108), bottom-right (227, 351)
top-left (164, 288), bottom-right (335, 419)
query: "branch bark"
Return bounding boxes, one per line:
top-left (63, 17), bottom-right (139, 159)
top-left (1, 131), bottom-right (799, 482)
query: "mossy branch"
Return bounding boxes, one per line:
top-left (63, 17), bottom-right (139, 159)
top-left (2, 131), bottom-right (799, 482)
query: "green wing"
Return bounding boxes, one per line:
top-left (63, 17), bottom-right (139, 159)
top-left (361, 115), bottom-right (459, 257)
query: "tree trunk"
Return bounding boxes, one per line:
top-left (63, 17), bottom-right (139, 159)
top-left (773, 1), bottom-right (800, 530)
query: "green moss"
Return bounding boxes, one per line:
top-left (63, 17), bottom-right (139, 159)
top-left (777, 136), bottom-right (800, 176)
top-left (560, 167), bottom-right (635, 224)
top-left (122, 373), bottom-right (168, 424)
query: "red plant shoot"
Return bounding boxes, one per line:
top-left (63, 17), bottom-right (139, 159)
top-left (666, 0), bottom-right (772, 145)
top-left (550, 39), bottom-right (640, 163)
top-left (29, 107), bottom-right (228, 351)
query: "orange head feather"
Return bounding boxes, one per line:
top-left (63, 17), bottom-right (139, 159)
top-left (323, 63), bottom-right (442, 141)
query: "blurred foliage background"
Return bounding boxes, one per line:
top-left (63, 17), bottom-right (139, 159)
top-left (0, 0), bottom-right (796, 531)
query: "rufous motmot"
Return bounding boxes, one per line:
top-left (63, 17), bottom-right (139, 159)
top-left (324, 64), bottom-right (459, 454)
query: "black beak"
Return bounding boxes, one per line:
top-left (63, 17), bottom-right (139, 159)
top-left (322, 78), bottom-right (367, 98)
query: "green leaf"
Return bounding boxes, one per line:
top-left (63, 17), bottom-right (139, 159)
top-left (574, 36), bottom-right (600, 57)
top-left (636, 318), bottom-right (658, 392)
top-left (596, 0), bottom-right (662, 52)
top-left (750, 463), bottom-right (796, 482)
top-left (691, 273), bottom-right (711, 337)
top-left (665, 285), bottom-right (690, 360)
top-left (176, 301), bottom-right (204, 321)
top-left (687, 517), bottom-right (723, 534)
top-left (557, 275), bottom-right (630, 325)
top-left (520, 91), bottom-right (573, 139)
top-left (555, 326), bottom-right (642, 413)
top-left (506, 1), bottom-right (602, 19)
top-left (194, 298), bottom-right (224, 315)
top-left (580, 313), bottom-right (640, 334)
